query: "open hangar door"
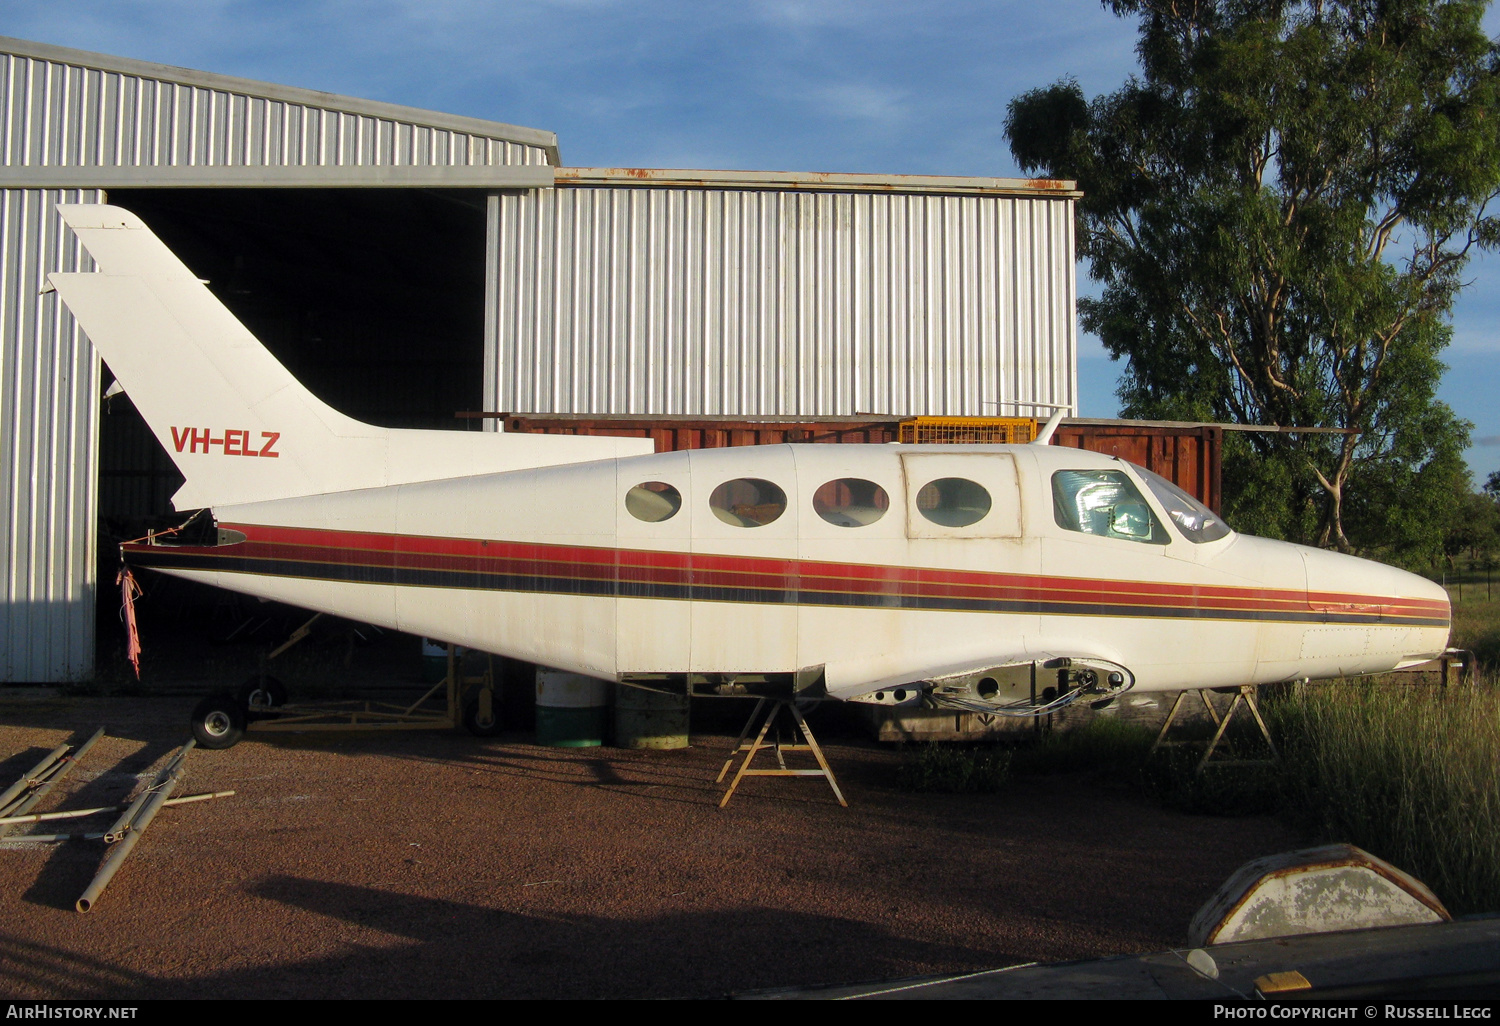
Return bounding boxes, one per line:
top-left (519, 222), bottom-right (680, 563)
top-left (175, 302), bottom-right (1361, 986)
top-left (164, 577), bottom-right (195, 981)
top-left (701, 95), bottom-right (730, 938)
top-left (94, 188), bottom-right (490, 685)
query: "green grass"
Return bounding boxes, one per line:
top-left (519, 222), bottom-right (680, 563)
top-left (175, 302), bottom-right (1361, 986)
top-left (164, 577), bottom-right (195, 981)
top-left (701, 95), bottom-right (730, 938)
top-left (1007, 715), bottom-right (1156, 776)
top-left (1006, 715), bottom-right (1284, 815)
top-left (1444, 570), bottom-right (1500, 668)
top-left (896, 742), bottom-right (1011, 793)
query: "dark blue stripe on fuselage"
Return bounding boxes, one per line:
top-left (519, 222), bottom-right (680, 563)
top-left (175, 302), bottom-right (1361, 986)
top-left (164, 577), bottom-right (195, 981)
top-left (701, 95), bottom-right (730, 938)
top-left (126, 548), bottom-right (1449, 628)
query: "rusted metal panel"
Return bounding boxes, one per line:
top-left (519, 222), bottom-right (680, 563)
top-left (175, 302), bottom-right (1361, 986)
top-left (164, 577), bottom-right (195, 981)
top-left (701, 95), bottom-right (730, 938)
top-left (1187, 843), bottom-right (1449, 948)
top-left (498, 415), bottom-right (1222, 510)
top-left (486, 182), bottom-right (1078, 420)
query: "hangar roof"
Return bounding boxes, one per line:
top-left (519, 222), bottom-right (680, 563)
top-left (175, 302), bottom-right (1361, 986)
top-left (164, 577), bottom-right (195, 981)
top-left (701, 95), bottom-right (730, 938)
top-left (0, 33), bottom-right (559, 188)
top-left (0, 35), bottom-right (557, 155)
top-left (0, 36), bottom-right (1078, 199)
top-left (555, 166), bottom-right (1079, 198)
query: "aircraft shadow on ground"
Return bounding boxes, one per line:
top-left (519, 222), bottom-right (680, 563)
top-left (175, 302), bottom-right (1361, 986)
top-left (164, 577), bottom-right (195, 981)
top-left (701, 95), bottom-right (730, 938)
top-left (0, 932), bottom-right (154, 999)
top-left (0, 745), bottom-right (59, 789)
top-left (375, 733), bottom-right (897, 799)
top-left (0, 695), bottom-right (203, 745)
top-left (0, 875), bottom-right (1008, 999)
top-left (252, 875), bottom-right (1005, 999)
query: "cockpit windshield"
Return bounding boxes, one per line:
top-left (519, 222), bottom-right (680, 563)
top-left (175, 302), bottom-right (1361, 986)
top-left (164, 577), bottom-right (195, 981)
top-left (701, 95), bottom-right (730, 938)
top-left (1135, 467), bottom-right (1233, 543)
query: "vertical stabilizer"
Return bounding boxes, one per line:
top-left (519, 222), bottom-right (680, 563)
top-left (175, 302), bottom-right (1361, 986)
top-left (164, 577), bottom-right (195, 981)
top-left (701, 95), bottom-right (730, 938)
top-left (49, 204), bottom-right (651, 509)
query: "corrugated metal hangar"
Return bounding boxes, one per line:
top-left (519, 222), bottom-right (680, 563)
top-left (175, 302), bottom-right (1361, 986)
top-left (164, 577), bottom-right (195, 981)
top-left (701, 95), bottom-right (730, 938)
top-left (0, 35), bottom-right (1080, 683)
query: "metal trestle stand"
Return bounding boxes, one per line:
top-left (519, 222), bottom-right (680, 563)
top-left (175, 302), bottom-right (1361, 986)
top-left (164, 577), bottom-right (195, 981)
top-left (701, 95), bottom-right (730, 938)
top-left (1150, 684), bottom-right (1278, 772)
top-left (716, 699), bottom-right (847, 808)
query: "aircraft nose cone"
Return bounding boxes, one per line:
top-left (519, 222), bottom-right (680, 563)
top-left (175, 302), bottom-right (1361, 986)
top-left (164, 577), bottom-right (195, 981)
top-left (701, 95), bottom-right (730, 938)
top-left (1301, 547), bottom-right (1451, 670)
top-left (1407, 568), bottom-right (1452, 611)
top-left (1302, 546), bottom-right (1445, 611)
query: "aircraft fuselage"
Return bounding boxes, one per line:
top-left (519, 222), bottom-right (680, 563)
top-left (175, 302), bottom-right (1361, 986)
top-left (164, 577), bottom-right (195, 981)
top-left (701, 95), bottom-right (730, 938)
top-left (122, 442), bottom-right (1450, 707)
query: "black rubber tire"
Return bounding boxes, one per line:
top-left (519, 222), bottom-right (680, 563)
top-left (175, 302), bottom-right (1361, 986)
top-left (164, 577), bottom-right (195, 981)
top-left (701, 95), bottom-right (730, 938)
top-left (192, 692), bottom-right (246, 750)
top-left (237, 675), bottom-right (288, 712)
top-left (463, 690), bottom-right (502, 737)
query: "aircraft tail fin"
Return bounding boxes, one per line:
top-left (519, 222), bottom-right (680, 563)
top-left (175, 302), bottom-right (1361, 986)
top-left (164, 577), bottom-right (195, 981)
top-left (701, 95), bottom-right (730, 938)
top-left (49, 204), bottom-right (651, 510)
top-left (50, 204), bottom-right (371, 508)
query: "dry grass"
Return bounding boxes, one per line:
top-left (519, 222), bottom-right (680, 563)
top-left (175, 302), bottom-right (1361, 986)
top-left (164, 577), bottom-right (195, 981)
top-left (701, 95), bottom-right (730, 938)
top-left (1268, 680), bottom-right (1500, 915)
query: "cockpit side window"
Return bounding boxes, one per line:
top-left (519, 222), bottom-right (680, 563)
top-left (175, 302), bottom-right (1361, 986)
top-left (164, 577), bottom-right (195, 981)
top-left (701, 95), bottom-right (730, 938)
top-left (1051, 470), bottom-right (1169, 545)
top-left (1135, 467), bottom-right (1233, 543)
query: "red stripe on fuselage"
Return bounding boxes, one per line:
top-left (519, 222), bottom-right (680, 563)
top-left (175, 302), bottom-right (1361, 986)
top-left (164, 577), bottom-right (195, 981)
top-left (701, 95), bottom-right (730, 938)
top-left (127, 522), bottom-right (1447, 620)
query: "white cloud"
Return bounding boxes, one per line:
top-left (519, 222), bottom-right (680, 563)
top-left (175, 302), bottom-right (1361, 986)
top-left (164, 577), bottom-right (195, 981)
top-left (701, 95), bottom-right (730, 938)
top-left (803, 81), bottom-right (908, 123)
top-left (749, 0), bottom-right (884, 30)
top-left (1448, 327), bottom-right (1500, 354)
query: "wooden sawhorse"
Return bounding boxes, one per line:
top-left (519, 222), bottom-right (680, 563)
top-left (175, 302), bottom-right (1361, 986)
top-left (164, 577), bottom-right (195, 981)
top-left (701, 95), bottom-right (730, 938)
top-left (716, 699), bottom-right (847, 808)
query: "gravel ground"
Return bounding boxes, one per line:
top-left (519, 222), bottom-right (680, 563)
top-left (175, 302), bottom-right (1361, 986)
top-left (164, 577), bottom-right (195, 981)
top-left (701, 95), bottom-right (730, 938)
top-left (0, 692), bottom-right (1298, 1000)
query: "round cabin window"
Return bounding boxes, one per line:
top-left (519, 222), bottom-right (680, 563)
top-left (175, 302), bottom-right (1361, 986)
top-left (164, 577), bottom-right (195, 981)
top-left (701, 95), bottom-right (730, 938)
top-left (625, 481), bottom-right (682, 522)
top-left (812, 478), bottom-right (889, 527)
top-left (709, 478), bottom-right (787, 527)
top-left (915, 477), bottom-right (991, 527)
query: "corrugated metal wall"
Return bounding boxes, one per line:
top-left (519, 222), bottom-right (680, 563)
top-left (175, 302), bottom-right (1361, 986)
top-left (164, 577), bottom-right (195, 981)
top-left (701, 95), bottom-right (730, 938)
top-left (0, 50), bottom-right (551, 168)
top-left (487, 185), bottom-right (1076, 418)
top-left (1, 187), bottom-right (101, 682)
top-left (0, 39), bottom-right (549, 681)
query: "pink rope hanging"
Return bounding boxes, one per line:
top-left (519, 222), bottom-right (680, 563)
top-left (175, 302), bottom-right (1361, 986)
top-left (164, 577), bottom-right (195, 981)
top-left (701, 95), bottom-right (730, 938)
top-left (116, 566), bottom-right (143, 679)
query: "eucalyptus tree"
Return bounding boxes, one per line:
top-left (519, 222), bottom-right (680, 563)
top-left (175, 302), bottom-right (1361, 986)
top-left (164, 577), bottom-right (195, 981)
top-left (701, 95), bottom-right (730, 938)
top-left (1006, 0), bottom-right (1500, 559)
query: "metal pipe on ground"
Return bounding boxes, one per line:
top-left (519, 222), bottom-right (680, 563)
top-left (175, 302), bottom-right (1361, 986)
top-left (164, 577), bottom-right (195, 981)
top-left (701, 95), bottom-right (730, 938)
top-left (0, 790), bottom-right (234, 827)
top-left (78, 740), bottom-right (195, 913)
top-left (101, 787), bottom-right (153, 847)
top-left (0, 743), bottom-right (73, 815)
top-left (102, 740), bottom-right (191, 844)
top-left (0, 728), bottom-right (106, 833)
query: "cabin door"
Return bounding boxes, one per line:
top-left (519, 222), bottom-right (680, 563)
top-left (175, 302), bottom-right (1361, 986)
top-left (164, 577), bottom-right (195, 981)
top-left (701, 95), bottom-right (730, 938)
top-left (896, 451), bottom-right (1042, 664)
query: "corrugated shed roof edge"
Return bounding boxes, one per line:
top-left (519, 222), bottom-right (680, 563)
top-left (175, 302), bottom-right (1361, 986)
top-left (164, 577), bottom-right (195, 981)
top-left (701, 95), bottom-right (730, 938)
top-left (0, 35), bottom-right (559, 159)
top-left (556, 167), bottom-right (1080, 197)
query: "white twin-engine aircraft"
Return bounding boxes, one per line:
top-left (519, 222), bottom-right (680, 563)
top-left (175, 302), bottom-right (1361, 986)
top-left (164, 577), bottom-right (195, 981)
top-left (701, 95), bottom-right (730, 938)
top-left (50, 204), bottom-right (1449, 721)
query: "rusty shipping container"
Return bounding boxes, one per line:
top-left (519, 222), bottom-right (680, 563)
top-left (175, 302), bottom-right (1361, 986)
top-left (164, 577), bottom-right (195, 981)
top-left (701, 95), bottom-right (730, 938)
top-left (496, 414), bottom-right (1223, 512)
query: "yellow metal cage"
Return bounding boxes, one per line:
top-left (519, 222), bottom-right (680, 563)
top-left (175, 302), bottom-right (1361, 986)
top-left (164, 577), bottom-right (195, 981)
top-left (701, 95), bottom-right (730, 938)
top-left (897, 416), bottom-right (1038, 445)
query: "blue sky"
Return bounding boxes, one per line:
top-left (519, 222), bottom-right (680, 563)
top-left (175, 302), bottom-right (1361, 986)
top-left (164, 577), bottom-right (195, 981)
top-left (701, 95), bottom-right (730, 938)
top-left (6, 0), bottom-right (1499, 483)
